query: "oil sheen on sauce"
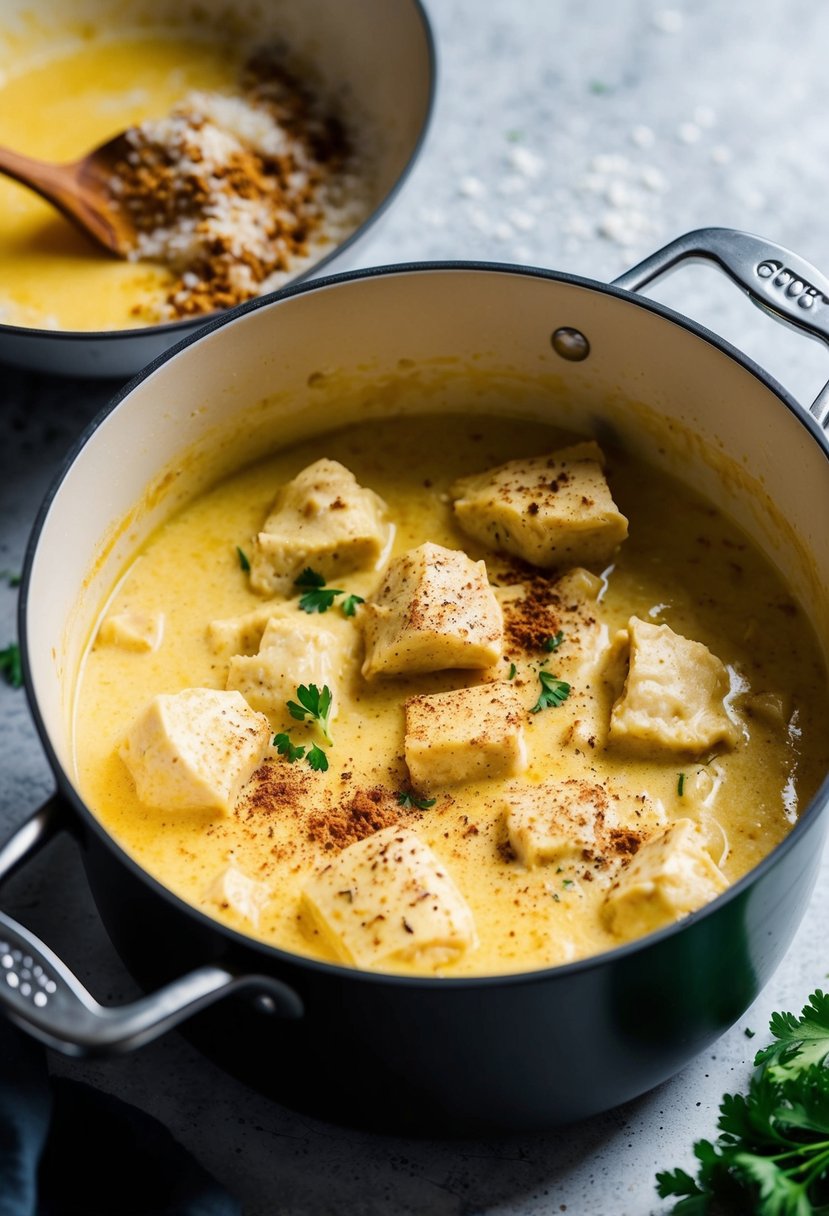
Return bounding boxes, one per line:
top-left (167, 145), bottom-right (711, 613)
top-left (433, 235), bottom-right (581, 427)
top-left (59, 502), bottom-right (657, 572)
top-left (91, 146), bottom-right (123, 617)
top-left (72, 415), bottom-right (829, 976)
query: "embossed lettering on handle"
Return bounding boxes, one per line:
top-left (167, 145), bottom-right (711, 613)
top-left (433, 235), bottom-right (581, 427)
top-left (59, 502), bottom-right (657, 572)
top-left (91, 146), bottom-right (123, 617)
top-left (614, 227), bottom-right (829, 424)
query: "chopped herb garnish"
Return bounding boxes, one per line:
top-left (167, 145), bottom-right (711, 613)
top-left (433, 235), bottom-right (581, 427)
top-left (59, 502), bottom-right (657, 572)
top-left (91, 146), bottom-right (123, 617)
top-left (273, 730), bottom-right (328, 772)
top-left (306, 744), bottom-right (329, 773)
top-left (396, 790), bottom-right (437, 811)
top-left (286, 683), bottom-right (334, 745)
top-left (530, 670), bottom-right (570, 713)
top-left (677, 772), bottom-right (686, 796)
top-left (507, 662), bottom-right (517, 681)
top-left (298, 586), bottom-right (343, 614)
top-left (0, 570), bottom-right (21, 588)
top-left (341, 594), bottom-right (365, 618)
top-left (293, 569), bottom-right (361, 615)
top-left (294, 567), bottom-right (326, 589)
top-left (543, 631), bottom-right (565, 653)
top-left (236, 546), bottom-right (250, 573)
top-left (562, 878), bottom-right (575, 889)
top-left (273, 732), bottom-right (305, 763)
top-left (745, 1028), bottom-right (756, 1039)
top-left (656, 990), bottom-right (829, 1214)
top-left (0, 643), bottom-right (22, 689)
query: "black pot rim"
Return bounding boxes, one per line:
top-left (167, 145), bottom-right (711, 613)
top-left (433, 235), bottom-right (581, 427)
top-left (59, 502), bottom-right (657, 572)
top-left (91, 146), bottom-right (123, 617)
top-left (19, 254), bottom-right (829, 992)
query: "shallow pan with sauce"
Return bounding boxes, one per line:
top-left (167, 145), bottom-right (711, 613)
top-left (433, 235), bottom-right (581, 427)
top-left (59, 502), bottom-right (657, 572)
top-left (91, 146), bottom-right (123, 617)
top-left (2, 227), bottom-right (829, 1132)
top-left (0, 0), bottom-right (434, 379)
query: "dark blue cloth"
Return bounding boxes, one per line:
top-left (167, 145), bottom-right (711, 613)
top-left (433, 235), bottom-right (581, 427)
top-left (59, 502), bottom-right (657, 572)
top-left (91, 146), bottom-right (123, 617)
top-left (0, 1020), bottom-right (241, 1216)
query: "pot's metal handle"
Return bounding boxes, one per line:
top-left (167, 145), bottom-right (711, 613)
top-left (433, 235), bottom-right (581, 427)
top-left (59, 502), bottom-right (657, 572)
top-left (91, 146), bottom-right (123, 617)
top-left (0, 798), bottom-right (303, 1056)
top-left (613, 227), bottom-right (829, 425)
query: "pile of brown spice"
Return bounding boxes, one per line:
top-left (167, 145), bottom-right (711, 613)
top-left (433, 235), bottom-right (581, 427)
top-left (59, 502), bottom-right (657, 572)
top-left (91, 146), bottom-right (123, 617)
top-left (497, 565), bottom-right (566, 651)
top-left (111, 47), bottom-right (369, 321)
top-left (307, 786), bottom-right (412, 852)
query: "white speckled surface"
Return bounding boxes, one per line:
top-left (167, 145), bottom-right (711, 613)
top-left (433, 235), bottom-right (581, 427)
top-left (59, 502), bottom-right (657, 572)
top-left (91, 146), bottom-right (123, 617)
top-left (3, 2), bottom-right (829, 1212)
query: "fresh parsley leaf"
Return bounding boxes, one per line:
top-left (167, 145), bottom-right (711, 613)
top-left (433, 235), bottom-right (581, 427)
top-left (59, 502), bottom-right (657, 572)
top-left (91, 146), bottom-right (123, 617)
top-left (306, 744), bottom-right (329, 773)
top-left (755, 990), bottom-right (829, 1081)
top-left (543, 631), bottom-right (565, 653)
top-left (654, 1166), bottom-right (707, 1209)
top-left (273, 732), bottom-right (305, 763)
top-left (298, 587), bottom-right (343, 613)
top-left (656, 991), bottom-right (829, 1214)
top-left (286, 683), bottom-right (334, 745)
top-left (396, 790), bottom-right (437, 811)
top-left (677, 772), bottom-right (686, 796)
top-left (341, 594), bottom-right (365, 618)
top-left (530, 670), bottom-right (570, 713)
top-left (294, 567), bottom-right (327, 589)
top-left (0, 642), bottom-right (22, 689)
top-left (0, 570), bottom-right (21, 588)
top-left (507, 662), bottom-right (517, 680)
top-left (236, 546), bottom-right (251, 573)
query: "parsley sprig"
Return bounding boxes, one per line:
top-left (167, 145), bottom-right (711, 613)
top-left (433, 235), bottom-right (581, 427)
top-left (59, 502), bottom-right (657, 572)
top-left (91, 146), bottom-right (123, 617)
top-left (530, 670), bottom-right (570, 713)
top-left (286, 683), bottom-right (334, 746)
top-left (298, 585), bottom-right (344, 613)
top-left (341, 593), bottom-right (365, 617)
top-left (294, 568), bottom-right (364, 617)
top-left (657, 990), bottom-right (829, 1214)
top-left (273, 732), bottom-right (329, 773)
top-left (543, 630), bottom-right (565, 653)
top-left (0, 642), bottom-right (22, 689)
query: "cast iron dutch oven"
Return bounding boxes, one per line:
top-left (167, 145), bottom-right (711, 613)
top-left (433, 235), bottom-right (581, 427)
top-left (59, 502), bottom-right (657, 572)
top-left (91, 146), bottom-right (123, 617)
top-left (2, 228), bottom-right (829, 1133)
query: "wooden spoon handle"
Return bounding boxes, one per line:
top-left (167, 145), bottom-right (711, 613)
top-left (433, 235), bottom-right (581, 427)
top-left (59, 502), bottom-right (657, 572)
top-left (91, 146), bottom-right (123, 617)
top-left (0, 143), bottom-right (127, 254)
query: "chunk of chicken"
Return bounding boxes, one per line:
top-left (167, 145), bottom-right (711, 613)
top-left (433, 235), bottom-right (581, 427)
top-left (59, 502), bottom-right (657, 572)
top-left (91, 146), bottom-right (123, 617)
top-left (226, 614), bottom-right (353, 720)
top-left (602, 817), bottom-right (728, 939)
top-left (361, 542), bottom-right (503, 678)
top-left (97, 610), bottom-right (164, 653)
top-left (609, 617), bottom-right (739, 753)
top-left (119, 688), bottom-right (271, 814)
top-left (206, 865), bottom-right (271, 928)
top-left (450, 441), bottom-right (628, 567)
top-left (502, 778), bottom-right (617, 867)
top-left (302, 826), bottom-right (477, 970)
top-left (249, 459), bottom-right (390, 595)
top-left (405, 682), bottom-right (527, 792)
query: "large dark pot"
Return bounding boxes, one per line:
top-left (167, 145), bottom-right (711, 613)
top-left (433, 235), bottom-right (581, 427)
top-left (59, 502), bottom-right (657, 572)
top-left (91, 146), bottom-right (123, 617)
top-left (2, 228), bottom-right (829, 1132)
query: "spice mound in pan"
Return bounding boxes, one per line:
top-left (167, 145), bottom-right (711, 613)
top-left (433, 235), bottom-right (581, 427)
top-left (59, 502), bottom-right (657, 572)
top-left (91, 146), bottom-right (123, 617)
top-left (111, 47), bottom-right (370, 323)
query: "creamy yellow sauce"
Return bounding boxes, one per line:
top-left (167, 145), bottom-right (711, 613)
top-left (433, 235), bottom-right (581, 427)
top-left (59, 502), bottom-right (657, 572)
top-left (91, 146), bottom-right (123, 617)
top-left (72, 415), bottom-right (829, 976)
top-left (0, 33), bottom-right (241, 331)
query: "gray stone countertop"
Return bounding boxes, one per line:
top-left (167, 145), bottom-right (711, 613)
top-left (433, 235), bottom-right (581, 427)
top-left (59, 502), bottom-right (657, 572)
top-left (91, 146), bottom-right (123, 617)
top-left (3, 1), bottom-right (829, 1212)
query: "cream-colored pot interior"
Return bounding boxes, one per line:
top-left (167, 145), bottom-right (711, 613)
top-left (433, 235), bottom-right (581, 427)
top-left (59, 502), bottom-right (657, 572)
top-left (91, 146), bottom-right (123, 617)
top-left (24, 267), bottom-right (829, 792)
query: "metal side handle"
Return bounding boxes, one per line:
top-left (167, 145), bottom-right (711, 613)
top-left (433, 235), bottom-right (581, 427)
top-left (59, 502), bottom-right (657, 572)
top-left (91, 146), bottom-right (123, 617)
top-left (613, 227), bottom-right (829, 425)
top-left (0, 799), bottom-right (303, 1056)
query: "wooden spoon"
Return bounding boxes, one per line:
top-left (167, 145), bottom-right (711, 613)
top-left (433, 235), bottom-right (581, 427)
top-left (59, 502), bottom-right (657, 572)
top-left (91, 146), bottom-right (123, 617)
top-left (0, 133), bottom-right (137, 255)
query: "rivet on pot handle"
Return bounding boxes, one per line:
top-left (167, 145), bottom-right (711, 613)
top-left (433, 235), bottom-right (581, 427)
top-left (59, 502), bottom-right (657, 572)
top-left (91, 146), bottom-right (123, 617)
top-left (0, 797), bottom-right (303, 1055)
top-left (613, 227), bottom-right (829, 426)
